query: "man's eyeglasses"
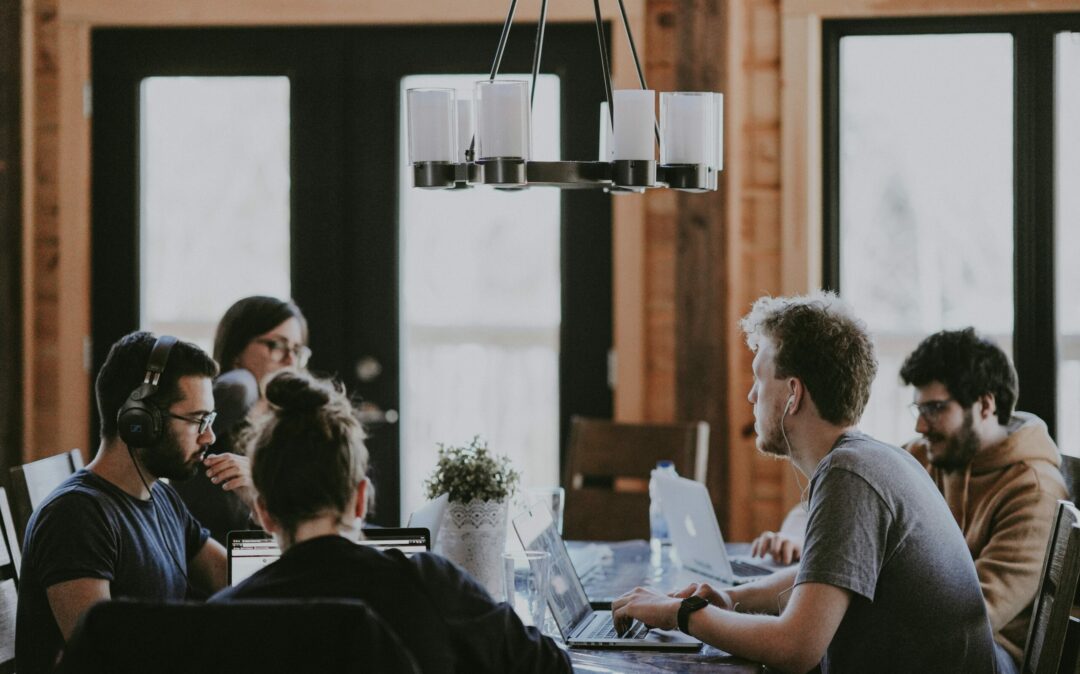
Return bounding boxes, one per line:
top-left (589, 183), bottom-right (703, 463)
top-left (168, 410), bottom-right (218, 434)
top-left (908, 399), bottom-right (954, 421)
top-left (254, 338), bottom-right (312, 367)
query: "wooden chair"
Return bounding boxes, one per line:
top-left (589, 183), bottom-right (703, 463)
top-left (1022, 500), bottom-right (1080, 674)
top-left (57, 598), bottom-right (421, 674)
top-left (562, 416), bottom-right (709, 541)
top-left (0, 487), bottom-right (20, 674)
top-left (1060, 454), bottom-right (1080, 507)
top-left (8, 448), bottom-right (85, 544)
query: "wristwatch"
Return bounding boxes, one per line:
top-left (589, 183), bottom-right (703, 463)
top-left (677, 595), bottom-right (709, 634)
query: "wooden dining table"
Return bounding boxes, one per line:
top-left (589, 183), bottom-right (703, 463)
top-left (559, 540), bottom-right (772, 673)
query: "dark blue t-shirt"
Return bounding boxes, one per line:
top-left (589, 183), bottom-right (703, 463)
top-left (15, 469), bottom-right (210, 674)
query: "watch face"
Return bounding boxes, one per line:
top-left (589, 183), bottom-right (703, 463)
top-left (683, 596), bottom-right (708, 610)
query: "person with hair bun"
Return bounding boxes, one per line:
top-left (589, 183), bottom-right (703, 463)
top-left (176, 296), bottom-right (310, 544)
top-left (210, 371), bottom-right (570, 674)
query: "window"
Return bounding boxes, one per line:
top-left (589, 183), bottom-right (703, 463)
top-left (825, 15), bottom-right (1080, 450)
top-left (398, 74), bottom-right (562, 515)
top-left (139, 77), bottom-right (291, 351)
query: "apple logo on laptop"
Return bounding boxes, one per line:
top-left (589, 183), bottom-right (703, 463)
top-left (684, 514), bottom-right (698, 538)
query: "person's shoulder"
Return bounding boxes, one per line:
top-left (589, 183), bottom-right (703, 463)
top-left (35, 471), bottom-right (112, 515)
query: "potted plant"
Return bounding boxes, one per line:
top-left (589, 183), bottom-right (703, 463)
top-left (424, 436), bottom-right (519, 596)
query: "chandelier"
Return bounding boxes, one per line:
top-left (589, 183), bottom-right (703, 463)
top-left (405, 0), bottom-right (723, 192)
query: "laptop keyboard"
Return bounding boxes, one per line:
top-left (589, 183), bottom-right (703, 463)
top-left (581, 616), bottom-right (647, 640)
top-left (730, 559), bottom-right (773, 577)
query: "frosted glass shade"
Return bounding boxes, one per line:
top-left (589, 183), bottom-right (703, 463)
top-left (456, 99), bottom-right (475, 162)
top-left (598, 102), bottom-right (614, 161)
top-left (660, 92), bottom-right (714, 165)
top-left (475, 80), bottom-right (531, 160)
top-left (712, 93), bottom-right (725, 170)
top-left (613, 89), bottom-right (655, 161)
top-left (406, 88), bottom-right (457, 164)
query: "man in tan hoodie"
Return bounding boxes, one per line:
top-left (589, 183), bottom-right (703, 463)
top-left (752, 328), bottom-right (1068, 672)
top-left (898, 327), bottom-right (1067, 672)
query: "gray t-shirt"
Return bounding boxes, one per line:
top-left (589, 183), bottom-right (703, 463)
top-left (797, 431), bottom-right (996, 674)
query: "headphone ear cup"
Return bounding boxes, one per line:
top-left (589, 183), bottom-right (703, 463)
top-left (117, 385), bottom-right (163, 447)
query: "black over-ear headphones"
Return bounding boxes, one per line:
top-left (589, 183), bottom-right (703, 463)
top-left (117, 335), bottom-right (177, 448)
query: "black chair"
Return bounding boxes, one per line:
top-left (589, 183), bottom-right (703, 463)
top-left (1021, 500), bottom-right (1080, 674)
top-left (58, 598), bottom-right (420, 674)
top-left (8, 448), bottom-right (84, 543)
top-left (0, 487), bottom-right (19, 674)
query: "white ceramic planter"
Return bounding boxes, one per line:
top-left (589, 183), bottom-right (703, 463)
top-left (436, 498), bottom-right (508, 598)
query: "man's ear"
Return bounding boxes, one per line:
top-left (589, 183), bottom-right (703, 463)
top-left (977, 393), bottom-right (997, 421)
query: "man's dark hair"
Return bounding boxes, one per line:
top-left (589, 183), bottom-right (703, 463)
top-left (740, 292), bottom-right (878, 426)
top-left (96, 331), bottom-right (219, 439)
top-left (899, 328), bottom-right (1017, 425)
top-left (213, 296), bottom-right (308, 373)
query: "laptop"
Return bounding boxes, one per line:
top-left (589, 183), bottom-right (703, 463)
top-left (406, 492), bottom-right (449, 548)
top-left (226, 527), bottom-right (431, 586)
top-left (654, 473), bottom-right (776, 585)
top-left (513, 504), bottom-right (701, 650)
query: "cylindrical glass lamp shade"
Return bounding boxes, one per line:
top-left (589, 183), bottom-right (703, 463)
top-left (474, 80), bottom-right (531, 161)
top-left (712, 93), bottom-right (725, 171)
top-left (406, 88), bottom-right (457, 164)
top-left (598, 101), bottom-right (614, 161)
top-left (613, 89), bottom-right (655, 161)
top-left (660, 92), bottom-right (714, 165)
top-left (456, 98), bottom-right (475, 162)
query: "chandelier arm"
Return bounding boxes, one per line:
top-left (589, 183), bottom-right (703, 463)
top-left (489, 0), bottom-right (520, 81)
top-left (529, 0), bottom-right (550, 107)
top-left (614, 0), bottom-right (659, 146)
top-left (592, 0), bottom-right (615, 128)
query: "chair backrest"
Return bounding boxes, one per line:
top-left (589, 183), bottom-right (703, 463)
top-left (57, 598), bottom-right (421, 674)
top-left (1022, 500), bottom-right (1080, 674)
top-left (0, 487), bottom-right (18, 674)
top-left (562, 416), bottom-right (709, 541)
top-left (8, 449), bottom-right (84, 544)
top-left (1060, 454), bottom-right (1080, 507)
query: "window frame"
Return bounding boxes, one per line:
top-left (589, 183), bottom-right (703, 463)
top-left (823, 13), bottom-right (1080, 439)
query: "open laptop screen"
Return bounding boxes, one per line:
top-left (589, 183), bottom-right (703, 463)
top-left (513, 505), bottom-right (592, 638)
top-left (226, 528), bottom-right (431, 586)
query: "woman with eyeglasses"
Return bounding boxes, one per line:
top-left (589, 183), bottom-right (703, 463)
top-left (175, 295), bottom-right (311, 545)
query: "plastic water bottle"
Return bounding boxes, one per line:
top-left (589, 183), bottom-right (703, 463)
top-left (649, 460), bottom-right (678, 555)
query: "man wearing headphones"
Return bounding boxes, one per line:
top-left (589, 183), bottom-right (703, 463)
top-left (16, 332), bottom-right (232, 674)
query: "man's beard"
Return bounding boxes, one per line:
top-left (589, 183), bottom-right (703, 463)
top-left (927, 408), bottom-right (980, 471)
top-left (140, 427), bottom-right (203, 481)
top-left (757, 413), bottom-right (790, 458)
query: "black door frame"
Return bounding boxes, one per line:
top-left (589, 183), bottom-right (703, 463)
top-left (822, 13), bottom-right (1080, 438)
top-left (91, 24), bottom-right (612, 524)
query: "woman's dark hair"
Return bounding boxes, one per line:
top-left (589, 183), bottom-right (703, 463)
top-left (213, 296), bottom-right (308, 373)
top-left (900, 328), bottom-right (1017, 425)
top-left (238, 371), bottom-right (368, 540)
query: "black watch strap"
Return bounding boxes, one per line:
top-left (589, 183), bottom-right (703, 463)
top-left (677, 595), bottom-right (709, 633)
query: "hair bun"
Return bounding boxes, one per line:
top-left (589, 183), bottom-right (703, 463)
top-left (265, 371), bottom-right (330, 412)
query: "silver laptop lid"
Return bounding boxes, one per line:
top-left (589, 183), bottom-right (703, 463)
top-left (512, 504), bottom-right (592, 638)
top-left (654, 473), bottom-right (735, 582)
top-left (406, 493), bottom-right (449, 548)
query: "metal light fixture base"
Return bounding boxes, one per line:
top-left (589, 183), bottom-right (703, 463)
top-left (659, 164), bottom-right (711, 192)
top-left (613, 159), bottom-right (656, 188)
top-left (413, 162), bottom-right (458, 189)
top-left (479, 158), bottom-right (527, 186)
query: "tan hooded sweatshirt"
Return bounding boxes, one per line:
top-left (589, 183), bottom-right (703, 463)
top-left (906, 412), bottom-right (1068, 665)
